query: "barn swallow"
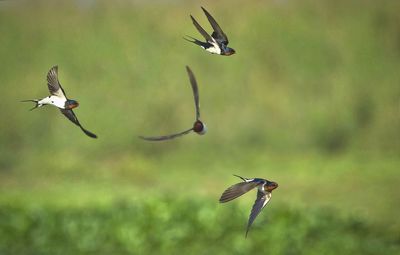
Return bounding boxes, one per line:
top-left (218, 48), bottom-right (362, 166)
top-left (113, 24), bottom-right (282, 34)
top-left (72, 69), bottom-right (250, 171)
top-left (21, 66), bottom-right (97, 138)
top-left (185, 7), bottom-right (235, 56)
top-left (219, 175), bottom-right (278, 237)
top-left (139, 66), bottom-right (206, 141)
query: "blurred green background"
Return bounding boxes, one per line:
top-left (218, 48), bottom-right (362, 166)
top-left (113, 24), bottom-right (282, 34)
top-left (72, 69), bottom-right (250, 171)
top-left (0, 0), bottom-right (399, 254)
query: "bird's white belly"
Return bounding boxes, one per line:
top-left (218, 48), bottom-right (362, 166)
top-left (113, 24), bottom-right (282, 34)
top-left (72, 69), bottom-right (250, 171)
top-left (39, 96), bottom-right (66, 109)
top-left (206, 42), bottom-right (221, 54)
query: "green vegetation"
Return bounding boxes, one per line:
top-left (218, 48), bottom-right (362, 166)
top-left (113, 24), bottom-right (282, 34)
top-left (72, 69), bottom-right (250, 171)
top-left (0, 0), bottom-right (399, 254)
top-left (1, 200), bottom-right (399, 255)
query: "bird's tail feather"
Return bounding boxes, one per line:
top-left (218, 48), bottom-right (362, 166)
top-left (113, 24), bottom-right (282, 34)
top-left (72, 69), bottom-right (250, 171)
top-left (183, 35), bottom-right (207, 47)
top-left (21, 99), bottom-right (41, 111)
top-left (233, 174), bottom-right (247, 182)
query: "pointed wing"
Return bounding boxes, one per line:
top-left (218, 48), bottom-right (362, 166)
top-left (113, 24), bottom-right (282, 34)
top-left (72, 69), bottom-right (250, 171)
top-left (186, 66), bottom-right (200, 120)
top-left (47, 66), bottom-right (67, 98)
top-left (246, 191), bottom-right (272, 237)
top-left (139, 128), bottom-right (193, 142)
top-left (190, 15), bottom-right (213, 43)
top-left (60, 109), bottom-right (97, 138)
top-left (219, 182), bottom-right (259, 203)
top-left (201, 7), bottom-right (228, 45)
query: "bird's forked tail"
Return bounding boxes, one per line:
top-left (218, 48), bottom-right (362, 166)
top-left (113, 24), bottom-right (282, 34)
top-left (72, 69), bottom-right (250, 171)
top-left (183, 35), bottom-right (209, 48)
top-left (233, 174), bottom-right (247, 182)
top-left (21, 99), bottom-right (41, 111)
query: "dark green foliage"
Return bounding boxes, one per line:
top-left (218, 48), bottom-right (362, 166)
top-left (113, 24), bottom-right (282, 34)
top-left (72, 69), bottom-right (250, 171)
top-left (0, 200), bottom-right (399, 255)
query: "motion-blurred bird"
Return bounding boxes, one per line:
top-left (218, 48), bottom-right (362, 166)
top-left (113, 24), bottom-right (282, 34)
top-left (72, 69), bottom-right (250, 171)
top-left (139, 66), bottom-right (206, 141)
top-left (185, 7), bottom-right (235, 56)
top-left (219, 175), bottom-right (278, 237)
top-left (22, 66), bottom-right (97, 138)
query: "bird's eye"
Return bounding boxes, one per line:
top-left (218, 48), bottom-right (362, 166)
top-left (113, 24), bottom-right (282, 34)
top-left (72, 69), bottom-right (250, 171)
top-left (51, 101), bottom-right (54, 103)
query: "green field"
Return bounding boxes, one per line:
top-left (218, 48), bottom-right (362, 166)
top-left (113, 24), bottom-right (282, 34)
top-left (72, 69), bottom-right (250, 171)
top-left (0, 0), bottom-right (399, 254)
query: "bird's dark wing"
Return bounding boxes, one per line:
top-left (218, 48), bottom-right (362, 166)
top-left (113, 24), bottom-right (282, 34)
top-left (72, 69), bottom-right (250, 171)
top-left (139, 128), bottom-right (193, 142)
top-left (190, 15), bottom-right (213, 43)
top-left (201, 7), bottom-right (228, 45)
top-left (60, 109), bottom-right (97, 138)
top-left (246, 191), bottom-right (271, 237)
top-left (219, 182), bottom-right (259, 203)
top-left (47, 65), bottom-right (67, 98)
top-left (186, 66), bottom-right (200, 120)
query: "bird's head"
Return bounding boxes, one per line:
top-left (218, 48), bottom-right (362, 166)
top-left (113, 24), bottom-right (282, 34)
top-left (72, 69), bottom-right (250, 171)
top-left (224, 47), bottom-right (236, 56)
top-left (193, 120), bottom-right (207, 135)
top-left (66, 100), bottom-right (79, 109)
top-left (266, 181), bottom-right (278, 192)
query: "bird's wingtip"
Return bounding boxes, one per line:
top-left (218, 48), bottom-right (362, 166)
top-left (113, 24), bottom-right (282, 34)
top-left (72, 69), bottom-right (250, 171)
top-left (245, 224), bottom-right (251, 238)
top-left (218, 197), bottom-right (226, 203)
top-left (83, 130), bottom-right (97, 139)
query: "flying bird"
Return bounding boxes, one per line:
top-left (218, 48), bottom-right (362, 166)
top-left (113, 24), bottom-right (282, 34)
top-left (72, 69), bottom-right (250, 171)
top-left (219, 175), bottom-right (278, 237)
top-left (22, 66), bottom-right (97, 138)
top-left (139, 66), bottom-right (206, 141)
top-left (185, 6), bottom-right (235, 56)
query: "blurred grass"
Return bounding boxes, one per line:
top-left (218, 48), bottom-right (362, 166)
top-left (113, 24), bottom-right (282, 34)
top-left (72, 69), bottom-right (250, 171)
top-left (0, 0), bottom-right (399, 254)
top-left (1, 199), bottom-right (399, 255)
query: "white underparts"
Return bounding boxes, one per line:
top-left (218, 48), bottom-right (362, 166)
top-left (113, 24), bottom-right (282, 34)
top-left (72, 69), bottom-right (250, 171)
top-left (38, 95), bottom-right (66, 109)
top-left (205, 40), bottom-right (221, 55)
top-left (198, 123), bottom-right (207, 135)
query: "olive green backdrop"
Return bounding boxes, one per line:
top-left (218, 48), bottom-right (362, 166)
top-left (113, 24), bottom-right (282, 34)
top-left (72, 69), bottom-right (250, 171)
top-left (0, 0), bottom-right (399, 254)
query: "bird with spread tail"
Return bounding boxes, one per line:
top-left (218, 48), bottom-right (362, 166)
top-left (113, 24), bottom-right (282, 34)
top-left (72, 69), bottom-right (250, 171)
top-left (219, 175), bottom-right (278, 237)
top-left (22, 66), bottom-right (97, 138)
top-left (185, 7), bottom-right (235, 56)
top-left (139, 66), bottom-right (207, 141)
